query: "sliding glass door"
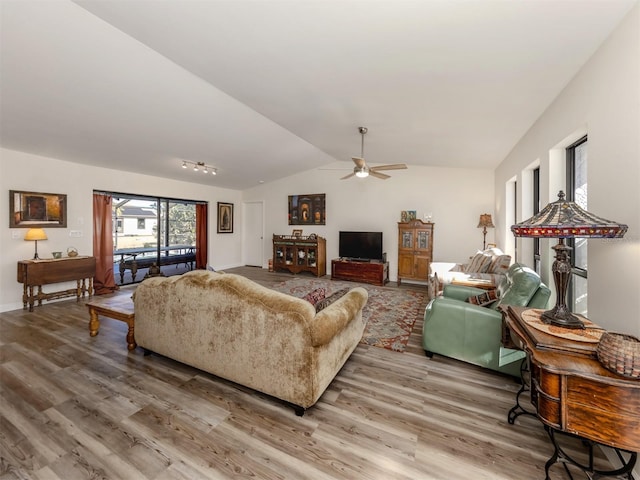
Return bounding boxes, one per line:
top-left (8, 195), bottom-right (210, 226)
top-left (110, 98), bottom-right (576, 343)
top-left (112, 194), bottom-right (198, 285)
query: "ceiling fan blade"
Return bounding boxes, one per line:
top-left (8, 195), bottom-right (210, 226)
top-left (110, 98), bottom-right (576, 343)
top-left (351, 157), bottom-right (366, 168)
top-left (370, 163), bottom-right (408, 171)
top-left (369, 170), bottom-right (391, 180)
top-left (340, 172), bottom-right (356, 180)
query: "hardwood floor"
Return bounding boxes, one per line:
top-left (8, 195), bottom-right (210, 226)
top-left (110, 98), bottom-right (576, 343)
top-left (0, 267), bottom-right (611, 479)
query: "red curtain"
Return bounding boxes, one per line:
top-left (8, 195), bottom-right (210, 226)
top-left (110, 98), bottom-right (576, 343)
top-left (195, 203), bottom-right (208, 269)
top-left (93, 193), bottom-right (118, 294)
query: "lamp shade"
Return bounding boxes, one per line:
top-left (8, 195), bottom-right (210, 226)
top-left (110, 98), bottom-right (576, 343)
top-left (24, 228), bottom-right (48, 241)
top-left (511, 191), bottom-right (627, 239)
top-left (477, 214), bottom-right (495, 229)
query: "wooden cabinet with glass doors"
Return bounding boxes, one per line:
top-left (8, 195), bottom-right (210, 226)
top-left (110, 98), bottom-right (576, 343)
top-left (397, 220), bottom-right (434, 285)
top-left (272, 234), bottom-right (326, 277)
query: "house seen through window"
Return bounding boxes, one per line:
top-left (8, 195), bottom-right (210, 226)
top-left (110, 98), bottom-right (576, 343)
top-left (112, 194), bottom-right (198, 285)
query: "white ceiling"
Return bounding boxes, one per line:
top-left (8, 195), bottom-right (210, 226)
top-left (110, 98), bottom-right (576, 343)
top-left (1, 0), bottom-right (636, 189)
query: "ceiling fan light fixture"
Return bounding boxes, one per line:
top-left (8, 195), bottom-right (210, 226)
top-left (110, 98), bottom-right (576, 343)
top-left (338, 126), bottom-right (407, 180)
top-left (355, 167), bottom-right (369, 178)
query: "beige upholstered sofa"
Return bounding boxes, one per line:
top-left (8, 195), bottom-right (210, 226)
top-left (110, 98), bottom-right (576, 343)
top-left (132, 270), bottom-right (368, 415)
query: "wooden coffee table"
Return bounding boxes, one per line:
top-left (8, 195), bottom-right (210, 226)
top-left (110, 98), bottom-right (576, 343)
top-left (450, 278), bottom-right (496, 290)
top-left (87, 292), bottom-right (136, 350)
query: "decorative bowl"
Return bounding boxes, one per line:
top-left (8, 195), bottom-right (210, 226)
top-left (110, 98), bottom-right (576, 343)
top-left (67, 247), bottom-right (78, 257)
top-left (597, 332), bottom-right (640, 379)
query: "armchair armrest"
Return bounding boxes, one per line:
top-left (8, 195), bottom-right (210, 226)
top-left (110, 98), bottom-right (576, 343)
top-left (310, 287), bottom-right (368, 346)
top-left (442, 284), bottom-right (486, 302)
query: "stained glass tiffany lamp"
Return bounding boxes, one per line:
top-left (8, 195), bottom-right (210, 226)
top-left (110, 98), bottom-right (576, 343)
top-left (511, 191), bottom-right (627, 329)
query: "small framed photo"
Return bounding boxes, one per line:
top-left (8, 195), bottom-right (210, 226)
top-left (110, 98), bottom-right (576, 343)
top-left (292, 229), bottom-right (303, 237)
top-left (217, 202), bottom-right (234, 233)
top-left (9, 190), bottom-right (67, 228)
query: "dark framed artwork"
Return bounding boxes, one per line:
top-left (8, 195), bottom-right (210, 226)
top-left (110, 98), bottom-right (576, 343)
top-left (288, 193), bottom-right (325, 225)
top-left (217, 202), bottom-right (234, 233)
top-left (9, 190), bottom-right (67, 228)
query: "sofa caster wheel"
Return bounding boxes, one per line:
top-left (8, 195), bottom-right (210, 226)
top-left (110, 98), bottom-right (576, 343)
top-left (424, 350), bottom-right (434, 359)
top-left (294, 405), bottom-right (305, 416)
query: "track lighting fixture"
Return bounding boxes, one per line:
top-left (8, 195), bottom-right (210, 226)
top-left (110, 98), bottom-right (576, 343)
top-left (180, 160), bottom-right (217, 175)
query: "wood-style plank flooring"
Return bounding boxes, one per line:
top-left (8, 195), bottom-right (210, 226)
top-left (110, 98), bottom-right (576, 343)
top-left (0, 267), bottom-right (613, 479)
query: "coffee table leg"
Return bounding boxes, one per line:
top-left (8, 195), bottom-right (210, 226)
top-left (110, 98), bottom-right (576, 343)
top-left (126, 320), bottom-right (136, 351)
top-left (89, 307), bottom-right (100, 337)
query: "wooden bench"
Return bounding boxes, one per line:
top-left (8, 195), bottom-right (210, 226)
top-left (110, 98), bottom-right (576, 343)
top-left (119, 252), bottom-right (195, 283)
top-left (87, 292), bottom-right (136, 350)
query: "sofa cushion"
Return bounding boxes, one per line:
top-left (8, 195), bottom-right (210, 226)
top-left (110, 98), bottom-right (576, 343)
top-left (302, 287), bottom-right (326, 306)
top-left (466, 289), bottom-right (499, 307)
top-left (315, 288), bottom-right (349, 312)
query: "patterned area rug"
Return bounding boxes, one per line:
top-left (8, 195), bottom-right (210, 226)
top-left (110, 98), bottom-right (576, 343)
top-left (271, 278), bottom-right (426, 352)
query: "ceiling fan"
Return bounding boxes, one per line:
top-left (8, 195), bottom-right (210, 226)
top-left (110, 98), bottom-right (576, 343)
top-left (341, 127), bottom-right (407, 180)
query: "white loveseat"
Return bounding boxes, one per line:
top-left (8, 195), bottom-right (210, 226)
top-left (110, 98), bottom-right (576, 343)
top-left (428, 247), bottom-right (511, 299)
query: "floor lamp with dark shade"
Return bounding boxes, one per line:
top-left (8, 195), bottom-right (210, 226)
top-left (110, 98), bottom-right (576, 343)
top-left (477, 214), bottom-right (495, 250)
top-left (511, 191), bottom-right (627, 329)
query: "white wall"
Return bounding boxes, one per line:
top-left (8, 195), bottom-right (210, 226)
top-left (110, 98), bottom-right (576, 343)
top-left (0, 148), bottom-right (242, 312)
top-left (243, 162), bottom-right (495, 280)
top-left (494, 4), bottom-right (640, 335)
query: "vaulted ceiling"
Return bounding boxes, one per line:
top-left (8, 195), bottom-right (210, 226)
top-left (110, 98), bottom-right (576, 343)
top-left (1, 0), bottom-right (636, 189)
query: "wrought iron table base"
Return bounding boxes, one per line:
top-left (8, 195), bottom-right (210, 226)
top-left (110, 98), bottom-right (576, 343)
top-left (544, 427), bottom-right (637, 480)
top-left (507, 358), bottom-right (537, 424)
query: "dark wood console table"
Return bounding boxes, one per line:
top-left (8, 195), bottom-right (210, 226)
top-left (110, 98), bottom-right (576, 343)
top-left (17, 256), bottom-right (96, 311)
top-left (331, 259), bottom-right (389, 286)
top-left (502, 305), bottom-right (640, 479)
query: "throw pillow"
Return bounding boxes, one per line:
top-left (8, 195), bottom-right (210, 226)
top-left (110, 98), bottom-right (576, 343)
top-left (466, 289), bottom-right (499, 307)
top-left (302, 287), bottom-right (326, 306)
top-left (488, 254), bottom-right (511, 274)
top-left (466, 251), bottom-right (493, 273)
top-left (315, 288), bottom-right (350, 312)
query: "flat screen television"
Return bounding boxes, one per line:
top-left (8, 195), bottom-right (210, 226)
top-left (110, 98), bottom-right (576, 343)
top-left (339, 231), bottom-right (383, 261)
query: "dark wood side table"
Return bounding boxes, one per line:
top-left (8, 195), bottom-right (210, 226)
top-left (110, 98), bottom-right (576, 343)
top-left (17, 256), bottom-right (96, 311)
top-left (501, 305), bottom-right (640, 479)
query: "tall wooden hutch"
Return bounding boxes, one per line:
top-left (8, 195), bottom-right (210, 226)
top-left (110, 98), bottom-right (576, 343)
top-left (397, 220), bottom-right (434, 285)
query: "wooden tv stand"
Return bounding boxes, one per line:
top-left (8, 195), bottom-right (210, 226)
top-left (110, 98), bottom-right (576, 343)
top-left (331, 259), bottom-right (389, 286)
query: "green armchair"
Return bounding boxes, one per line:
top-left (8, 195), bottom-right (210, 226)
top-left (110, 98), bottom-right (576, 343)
top-left (422, 263), bottom-right (551, 376)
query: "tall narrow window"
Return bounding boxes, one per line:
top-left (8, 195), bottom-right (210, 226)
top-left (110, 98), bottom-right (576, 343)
top-left (532, 167), bottom-right (540, 274)
top-left (513, 180), bottom-right (518, 261)
top-left (567, 136), bottom-right (588, 315)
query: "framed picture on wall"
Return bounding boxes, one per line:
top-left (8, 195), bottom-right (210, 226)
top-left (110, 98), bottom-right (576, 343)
top-left (9, 190), bottom-right (67, 228)
top-left (217, 202), bottom-right (233, 233)
top-left (288, 193), bottom-right (325, 225)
